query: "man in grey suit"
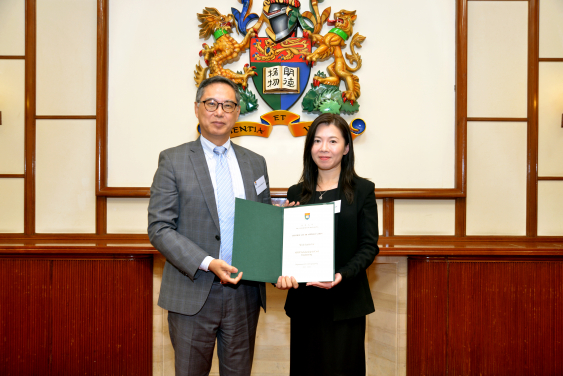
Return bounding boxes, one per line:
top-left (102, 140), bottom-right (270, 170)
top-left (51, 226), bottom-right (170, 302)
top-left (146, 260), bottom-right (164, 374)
top-left (148, 76), bottom-right (271, 376)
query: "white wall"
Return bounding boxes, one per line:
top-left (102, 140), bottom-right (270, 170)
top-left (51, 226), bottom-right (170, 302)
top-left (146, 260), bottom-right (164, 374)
top-left (107, 0), bottom-right (456, 189)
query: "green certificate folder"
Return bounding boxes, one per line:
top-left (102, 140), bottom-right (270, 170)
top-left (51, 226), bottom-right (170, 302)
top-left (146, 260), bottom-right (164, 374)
top-left (231, 198), bottom-right (334, 283)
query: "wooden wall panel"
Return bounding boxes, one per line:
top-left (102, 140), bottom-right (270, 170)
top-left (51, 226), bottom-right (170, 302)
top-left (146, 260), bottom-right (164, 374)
top-left (407, 258), bottom-right (448, 376)
top-left (51, 259), bottom-right (153, 375)
top-left (0, 259), bottom-right (51, 375)
top-left (0, 256), bottom-right (152, 376)
top-left (448, 260), bottom-right (563, 376)
top-left (409, 258), bottom-right (563, 376)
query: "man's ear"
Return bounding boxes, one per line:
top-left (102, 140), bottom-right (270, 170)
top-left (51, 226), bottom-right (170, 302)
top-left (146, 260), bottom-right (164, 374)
top-left (194, 102), bottom-right (199, 120)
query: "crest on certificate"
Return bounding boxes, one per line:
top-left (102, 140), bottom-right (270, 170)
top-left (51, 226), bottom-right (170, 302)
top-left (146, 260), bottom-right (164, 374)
top-left (305, 213), bottom-right (310, 220)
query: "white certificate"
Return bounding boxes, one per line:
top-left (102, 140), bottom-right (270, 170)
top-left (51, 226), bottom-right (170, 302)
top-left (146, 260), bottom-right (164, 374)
top-left (281, 203), bottom-right (335, 282)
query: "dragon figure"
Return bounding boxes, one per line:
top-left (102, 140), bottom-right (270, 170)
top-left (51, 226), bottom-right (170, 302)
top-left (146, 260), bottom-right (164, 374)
top-left (252, 38), bottom-right (310, 61)
top-left (194, 7), bottom-right (257, 89)
top-left (304, 10), bottom-right (365, 104)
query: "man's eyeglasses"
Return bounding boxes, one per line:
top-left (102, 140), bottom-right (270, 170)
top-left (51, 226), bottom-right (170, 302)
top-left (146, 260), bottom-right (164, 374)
top-left (200, 99), bottom-right (238, 113)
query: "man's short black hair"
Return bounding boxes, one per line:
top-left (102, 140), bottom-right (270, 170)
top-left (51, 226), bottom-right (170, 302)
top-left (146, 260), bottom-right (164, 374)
top-left (196, 76), bottom-right (241, 104)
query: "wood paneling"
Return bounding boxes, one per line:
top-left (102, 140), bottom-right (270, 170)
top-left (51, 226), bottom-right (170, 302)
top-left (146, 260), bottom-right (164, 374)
top-left (407, 258), bottom-right (448, 376)
top-left (51, 259), bottom-right (152, 375)
top-left (449, 260), bottom-right (563, 375)
top-left (409, 257), bottom-right (563, 376)
top-left (0, 255), bottom-right (152, 375)
top-left (0, 259), bottom-right (50, 375)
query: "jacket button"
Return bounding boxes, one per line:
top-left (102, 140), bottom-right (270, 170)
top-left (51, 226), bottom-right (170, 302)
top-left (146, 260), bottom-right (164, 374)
top-left (215, 235), bottom-right (220, 241)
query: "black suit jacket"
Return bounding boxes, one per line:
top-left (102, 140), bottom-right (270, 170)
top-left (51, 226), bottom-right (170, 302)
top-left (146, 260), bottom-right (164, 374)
top-left (284, 176), bottom-right (379, 321)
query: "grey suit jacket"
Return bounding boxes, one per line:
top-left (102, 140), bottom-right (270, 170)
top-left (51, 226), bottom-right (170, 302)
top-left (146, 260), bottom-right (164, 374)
top-left (148, 138), bottom-right (271, 316)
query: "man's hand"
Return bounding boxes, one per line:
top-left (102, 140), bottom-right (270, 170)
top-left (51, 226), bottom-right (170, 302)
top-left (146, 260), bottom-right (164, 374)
top-left (275, 276), bottom-right (299, 290)
top-left (306, 273), bottom-right (342, 289)
top-left (208, 259), bottom-right (243, 285)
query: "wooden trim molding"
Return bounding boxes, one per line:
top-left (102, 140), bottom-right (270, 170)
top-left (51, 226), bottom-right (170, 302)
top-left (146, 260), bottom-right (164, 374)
top-left (97, 187), bottom-right (151, 198)
top-left (1, 239), bottom-right (562, 256)
top-left (96, 196), bottom-right (107, 235)
top-left (539, 58), bottom-right (563, 62)
top-left (527, 0), bottom-right (539, 237)
top-left (96, 0), bottom-right (110, 234)
top-left (24, 0), bottom-right (37, 235)
top-left (97, 187), bottom-right (465, 199)
top-left (383, 198), bottom-right (394, 237)
top-left (467, 117), bottom-right (527, 122)
top-left (0, 56), bottom-right (25, 59)
top-left (36, 116), bottom-right (96, 120)
top-left (455, 197), bottom-right (466, 237)
top-left (0, 175), bottom-right (25, 179)
top-left (455, 0), bottom-right (468, 237)
top-left (538, 177), bottom-right (563, 181)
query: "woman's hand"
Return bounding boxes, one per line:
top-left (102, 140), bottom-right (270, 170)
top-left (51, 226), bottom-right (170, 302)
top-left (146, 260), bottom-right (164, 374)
top-left (306, 273), bottom-right (342, 289)
top-left (275, 200), bottom-right (300, 207)
top-left (275, 276), bottom-right (299, 290)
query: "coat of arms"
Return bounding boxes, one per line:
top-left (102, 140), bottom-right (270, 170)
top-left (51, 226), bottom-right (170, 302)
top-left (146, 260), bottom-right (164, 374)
top-left (250, 37), bottom-right (311, 111)
top-left (193, 0), bottom-right (367, 138)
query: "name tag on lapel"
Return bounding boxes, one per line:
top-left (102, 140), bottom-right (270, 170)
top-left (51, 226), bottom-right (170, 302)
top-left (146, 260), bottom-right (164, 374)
top-left (333, 200), bottom-right (341, 213)
top-left (254, 175), bottom-right (267, 196)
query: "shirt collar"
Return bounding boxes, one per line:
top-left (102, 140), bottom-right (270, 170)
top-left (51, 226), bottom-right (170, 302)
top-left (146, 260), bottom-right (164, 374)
top-left (200, 135), bottom-right (231, 159)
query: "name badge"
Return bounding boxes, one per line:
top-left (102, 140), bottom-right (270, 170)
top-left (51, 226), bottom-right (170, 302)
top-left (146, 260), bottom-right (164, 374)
top-left (254, 175), bottom-right (267, 195)
top-left (333, 200), bottom-right (341, 213)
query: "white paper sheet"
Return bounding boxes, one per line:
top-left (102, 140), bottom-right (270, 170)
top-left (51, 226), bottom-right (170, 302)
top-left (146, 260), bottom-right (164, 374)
top-left (281, 203), bottom-right (334, 282)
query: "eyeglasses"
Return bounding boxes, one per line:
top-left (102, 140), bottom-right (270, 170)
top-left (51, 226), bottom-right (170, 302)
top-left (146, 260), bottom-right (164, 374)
top-left (200, 99), bottom-right (238, 113)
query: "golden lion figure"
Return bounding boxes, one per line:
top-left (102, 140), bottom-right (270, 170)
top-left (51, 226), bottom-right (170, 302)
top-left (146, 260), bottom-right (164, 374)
top-left (305, 10), bottom-right (365, 104)
top-left (194, 8), bottom-right (257, 88)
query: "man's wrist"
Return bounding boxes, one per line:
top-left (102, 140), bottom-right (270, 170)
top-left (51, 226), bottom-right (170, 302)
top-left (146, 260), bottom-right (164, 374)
top-left (199, 256), bottom-right (215, 271)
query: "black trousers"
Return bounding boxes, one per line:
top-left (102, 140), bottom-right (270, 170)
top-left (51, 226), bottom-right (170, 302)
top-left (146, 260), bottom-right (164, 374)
top-left (289, 315), bottom-right (366, 376)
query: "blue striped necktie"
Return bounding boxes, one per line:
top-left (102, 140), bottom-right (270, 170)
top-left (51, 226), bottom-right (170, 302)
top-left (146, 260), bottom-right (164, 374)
top-left (213, 146), bottom-right (235, 266)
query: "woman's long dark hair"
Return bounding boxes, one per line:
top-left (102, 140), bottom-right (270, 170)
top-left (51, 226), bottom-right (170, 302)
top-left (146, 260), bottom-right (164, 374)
top-left (299, 113), bottom-right (359, 204)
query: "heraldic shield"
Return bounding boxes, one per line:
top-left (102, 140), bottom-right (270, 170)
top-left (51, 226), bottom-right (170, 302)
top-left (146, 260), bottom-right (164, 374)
top-left (250, 37), bottom-right (312, 111)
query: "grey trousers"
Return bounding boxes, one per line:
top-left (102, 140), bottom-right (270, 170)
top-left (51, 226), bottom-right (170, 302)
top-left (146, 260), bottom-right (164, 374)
top-left (168, 280), bottom-right (261, 376)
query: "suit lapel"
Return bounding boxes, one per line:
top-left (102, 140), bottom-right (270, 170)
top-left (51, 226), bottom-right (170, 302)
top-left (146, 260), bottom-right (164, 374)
top-left (232, 143), bottom-right (257, 202)
top-left (189, 140), bottom-right (220, 231)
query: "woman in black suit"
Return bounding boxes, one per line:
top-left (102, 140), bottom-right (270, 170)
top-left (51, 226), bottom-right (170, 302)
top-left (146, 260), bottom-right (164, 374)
top-left (276, 113), bottom-right (379, 376)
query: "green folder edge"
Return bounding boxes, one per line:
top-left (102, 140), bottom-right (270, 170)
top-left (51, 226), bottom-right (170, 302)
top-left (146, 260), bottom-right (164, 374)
top-left (231, 198), bottom-right (335, 283)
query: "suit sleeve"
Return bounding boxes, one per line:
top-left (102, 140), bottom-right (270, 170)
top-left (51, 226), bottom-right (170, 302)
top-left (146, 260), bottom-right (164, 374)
top-left (148, 151), bottom-right (209, 281)
top-left (337, 183), bottom-right (379, 280)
